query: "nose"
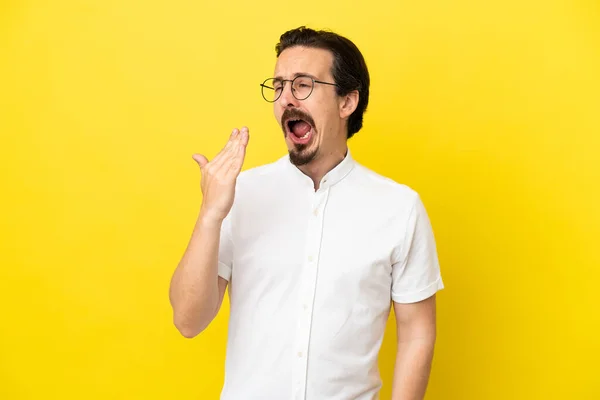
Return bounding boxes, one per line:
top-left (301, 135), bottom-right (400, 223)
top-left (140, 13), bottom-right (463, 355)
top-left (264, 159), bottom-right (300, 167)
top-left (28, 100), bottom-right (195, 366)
top-left (277, 81), bottom-right (300, 109)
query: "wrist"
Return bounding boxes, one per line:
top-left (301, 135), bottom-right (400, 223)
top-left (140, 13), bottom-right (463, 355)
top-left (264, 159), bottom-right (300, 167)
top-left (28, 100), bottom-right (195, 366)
top-left (197, 208), bottom-right (225, 229)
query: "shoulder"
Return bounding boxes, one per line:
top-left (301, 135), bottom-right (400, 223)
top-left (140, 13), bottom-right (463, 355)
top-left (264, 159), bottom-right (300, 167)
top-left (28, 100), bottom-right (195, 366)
top-left (237, 155), bottom-right (287, 184)
top-left (350, 161), bottom-right (421, 210)
top-left (232, 155), bottom-right (290, 202)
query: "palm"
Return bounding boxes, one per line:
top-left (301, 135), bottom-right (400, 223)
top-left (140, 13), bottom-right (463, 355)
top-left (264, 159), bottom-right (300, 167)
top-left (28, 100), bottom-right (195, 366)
top-left (193, 127), bottom-right (250, 222)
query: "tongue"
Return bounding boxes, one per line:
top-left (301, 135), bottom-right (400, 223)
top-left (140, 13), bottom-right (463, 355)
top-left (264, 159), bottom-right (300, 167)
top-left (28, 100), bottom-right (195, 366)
top-left (292, 121), bottom-right (311, 137)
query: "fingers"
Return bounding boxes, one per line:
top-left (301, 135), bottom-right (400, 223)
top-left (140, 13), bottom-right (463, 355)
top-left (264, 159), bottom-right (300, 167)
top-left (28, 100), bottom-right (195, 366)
top-left (226, 127), bottom-right (249, 176)
top-left (192, 153), bottom-right (209, 168)
top-left (238, 126), bottom-right (249, 147)
top-left (217, 127), bottom-right (249, 164)
top-left (195, 127), bottom-right (249, 174)
top-left (209, 128), bottom-right (241, 168)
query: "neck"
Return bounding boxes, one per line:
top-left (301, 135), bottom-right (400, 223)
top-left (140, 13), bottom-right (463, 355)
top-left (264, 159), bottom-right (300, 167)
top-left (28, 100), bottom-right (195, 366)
top-left (298, 145), bottom-right (348, 190)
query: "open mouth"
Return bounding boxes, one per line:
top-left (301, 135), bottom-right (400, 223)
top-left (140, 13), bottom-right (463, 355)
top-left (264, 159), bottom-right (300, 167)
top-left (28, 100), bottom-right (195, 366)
top-left (285, 118), bottom-right (314, 144)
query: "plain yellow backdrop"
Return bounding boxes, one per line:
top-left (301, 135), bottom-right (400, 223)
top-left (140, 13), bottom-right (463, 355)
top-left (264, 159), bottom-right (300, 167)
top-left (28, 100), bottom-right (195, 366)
top-left (1, 0), bottom-right (599, 399)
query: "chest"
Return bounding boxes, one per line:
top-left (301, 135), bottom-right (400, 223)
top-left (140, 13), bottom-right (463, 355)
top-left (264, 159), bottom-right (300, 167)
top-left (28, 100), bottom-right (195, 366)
top-left (230, 188), bottom-right (398, 304)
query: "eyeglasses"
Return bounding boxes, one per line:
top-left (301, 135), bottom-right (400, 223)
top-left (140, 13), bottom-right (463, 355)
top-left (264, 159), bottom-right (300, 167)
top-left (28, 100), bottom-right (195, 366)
top-left (260, 75), bottom-right (338, 103)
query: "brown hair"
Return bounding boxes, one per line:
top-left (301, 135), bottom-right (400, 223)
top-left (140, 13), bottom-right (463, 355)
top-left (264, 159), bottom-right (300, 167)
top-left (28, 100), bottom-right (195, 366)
top-left (275, 26), bottom-right (370, 139)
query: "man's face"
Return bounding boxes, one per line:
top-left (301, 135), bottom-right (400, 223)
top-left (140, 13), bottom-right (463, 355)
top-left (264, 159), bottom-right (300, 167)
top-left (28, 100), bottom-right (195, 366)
top-left (272, 46), bottom-right (344, 166)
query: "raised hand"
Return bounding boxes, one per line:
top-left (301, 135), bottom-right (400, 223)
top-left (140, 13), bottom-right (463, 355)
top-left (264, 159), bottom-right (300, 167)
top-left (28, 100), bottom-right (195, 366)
top-left (193, 127), bottom-right (250, 224)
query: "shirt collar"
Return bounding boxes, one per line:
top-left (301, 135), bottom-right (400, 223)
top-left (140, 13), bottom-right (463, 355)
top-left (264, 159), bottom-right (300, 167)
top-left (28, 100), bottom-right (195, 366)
top-left (282, 148), bottom-right (356, 191)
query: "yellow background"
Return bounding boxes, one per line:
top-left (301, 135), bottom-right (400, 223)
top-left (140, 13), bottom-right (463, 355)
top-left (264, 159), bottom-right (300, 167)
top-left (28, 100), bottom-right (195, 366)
top-left (1, 0), bottom-right (599, 399)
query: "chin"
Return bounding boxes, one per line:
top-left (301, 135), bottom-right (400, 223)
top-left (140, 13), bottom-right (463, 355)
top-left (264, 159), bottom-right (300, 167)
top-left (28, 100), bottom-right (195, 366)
top-left (288, 140), bottom-right (319, 166)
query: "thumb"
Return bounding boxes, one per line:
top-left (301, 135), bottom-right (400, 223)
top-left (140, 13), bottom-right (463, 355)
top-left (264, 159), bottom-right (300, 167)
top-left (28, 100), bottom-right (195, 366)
top-left (192, 154), bottom-right (209, 168)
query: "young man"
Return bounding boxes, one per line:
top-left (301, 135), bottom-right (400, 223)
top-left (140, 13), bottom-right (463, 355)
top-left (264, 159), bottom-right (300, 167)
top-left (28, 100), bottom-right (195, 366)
top-left (169, 26), bottom-right (444, 400)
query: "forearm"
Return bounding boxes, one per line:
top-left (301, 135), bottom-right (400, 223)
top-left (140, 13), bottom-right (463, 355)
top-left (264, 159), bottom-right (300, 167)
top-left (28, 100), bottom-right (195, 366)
top-left (169, 209), bottom-right (223, 336)
top-left (390, 337), bottom-right (436, 400)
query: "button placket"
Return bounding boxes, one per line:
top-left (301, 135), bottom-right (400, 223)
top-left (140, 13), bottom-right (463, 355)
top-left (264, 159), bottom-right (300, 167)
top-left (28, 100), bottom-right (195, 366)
top-left (291, 187), bottom-right (329, 400)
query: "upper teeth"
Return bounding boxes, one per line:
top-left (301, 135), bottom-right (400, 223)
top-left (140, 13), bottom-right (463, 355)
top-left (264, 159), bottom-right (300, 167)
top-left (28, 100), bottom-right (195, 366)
top-left (288, 120), bottom-right (311, 140)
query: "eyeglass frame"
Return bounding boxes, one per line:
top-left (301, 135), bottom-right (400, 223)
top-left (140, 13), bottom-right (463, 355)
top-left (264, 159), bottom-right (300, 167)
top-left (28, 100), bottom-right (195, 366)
top-left (260, 74), bottom-right (339, 103)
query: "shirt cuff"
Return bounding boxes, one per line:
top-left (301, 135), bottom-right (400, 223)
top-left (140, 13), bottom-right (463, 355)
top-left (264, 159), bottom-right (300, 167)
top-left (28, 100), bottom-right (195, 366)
top-left (218, 261), bottom-right (232, 282)
top-left (391, 276), bottom-right (444, 303)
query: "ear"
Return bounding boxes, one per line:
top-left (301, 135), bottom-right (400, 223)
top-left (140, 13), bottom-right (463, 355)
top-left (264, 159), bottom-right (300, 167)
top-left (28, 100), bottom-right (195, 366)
top-left (339, 90), bottom-right (359, 119)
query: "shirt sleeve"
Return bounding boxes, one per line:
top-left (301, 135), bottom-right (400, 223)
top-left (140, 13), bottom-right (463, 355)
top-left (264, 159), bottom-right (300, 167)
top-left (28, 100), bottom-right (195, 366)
top-left (217, 211), bottom-right (234, 281)
top-left (391, 193), bottom-right (444, 303)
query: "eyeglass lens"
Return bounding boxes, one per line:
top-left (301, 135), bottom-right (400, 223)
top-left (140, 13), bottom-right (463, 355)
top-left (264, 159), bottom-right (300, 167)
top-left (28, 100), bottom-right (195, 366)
top-left (261, 76), bottom-right (314, 102)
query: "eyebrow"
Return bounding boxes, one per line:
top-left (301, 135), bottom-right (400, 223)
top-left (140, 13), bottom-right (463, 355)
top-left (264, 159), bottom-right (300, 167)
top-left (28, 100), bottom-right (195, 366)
top-left (273, 72), bottom-right (319, 81)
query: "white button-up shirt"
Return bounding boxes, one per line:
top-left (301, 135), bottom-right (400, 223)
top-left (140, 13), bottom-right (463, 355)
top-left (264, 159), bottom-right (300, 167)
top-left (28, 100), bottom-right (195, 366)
top-left (217, 150), bottom-right (444, 400)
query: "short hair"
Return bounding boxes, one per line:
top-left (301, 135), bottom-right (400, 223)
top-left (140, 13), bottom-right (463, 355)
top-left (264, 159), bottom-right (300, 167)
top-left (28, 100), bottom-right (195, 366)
top-left (275, 26), bottom-right (370, 139)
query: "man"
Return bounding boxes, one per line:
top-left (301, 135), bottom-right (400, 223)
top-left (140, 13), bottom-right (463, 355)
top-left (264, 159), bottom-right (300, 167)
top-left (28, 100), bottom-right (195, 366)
top-left (169, 26), bottom-right (444, 400)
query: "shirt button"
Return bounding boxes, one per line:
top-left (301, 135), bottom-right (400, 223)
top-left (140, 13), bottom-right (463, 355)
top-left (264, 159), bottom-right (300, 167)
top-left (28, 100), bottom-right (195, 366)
top-left (313, 209), bottom-right (318, 216)
top-left (308, 256), bottom-right (313, 262)
top-left (298, 351), bottom-right (303, 357)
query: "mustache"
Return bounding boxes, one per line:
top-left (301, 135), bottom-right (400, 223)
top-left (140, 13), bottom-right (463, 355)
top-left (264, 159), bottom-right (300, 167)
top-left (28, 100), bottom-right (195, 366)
top-left (281, 108), bottom-right (316, 129)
